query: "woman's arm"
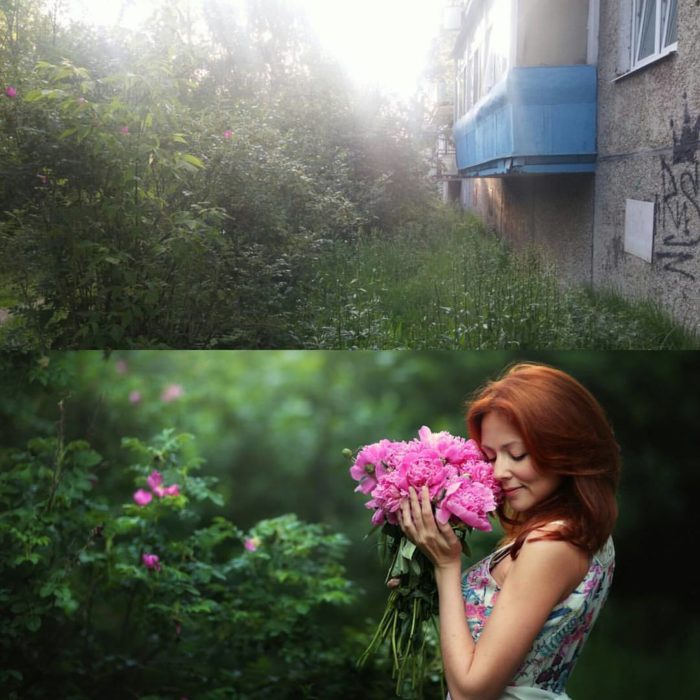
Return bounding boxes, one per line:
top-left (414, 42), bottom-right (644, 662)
top-left (400, 486), bottom-right (588, 700)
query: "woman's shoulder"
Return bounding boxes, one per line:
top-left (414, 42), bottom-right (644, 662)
top-left (526, 519), bottom-right (568, 538)
top-left (516, 524), bottom-right (590, 593)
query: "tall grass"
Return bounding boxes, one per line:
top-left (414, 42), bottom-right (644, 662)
top-left (292, 209), bottom-right (698, 350)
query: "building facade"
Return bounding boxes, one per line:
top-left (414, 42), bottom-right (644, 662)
top-left (594, 0), bottom-right (699, 327)
top-left (437, 0), bottom-right (699, 330)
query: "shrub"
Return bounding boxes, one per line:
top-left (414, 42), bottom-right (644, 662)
top-left (0, 425), bottom-right (393, 699)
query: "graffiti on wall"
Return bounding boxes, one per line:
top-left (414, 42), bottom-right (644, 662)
top-left (655, 95), bottom-right (700, 281)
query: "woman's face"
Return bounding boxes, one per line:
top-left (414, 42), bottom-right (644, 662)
top-left (480, 411), bottom-right (562, 513)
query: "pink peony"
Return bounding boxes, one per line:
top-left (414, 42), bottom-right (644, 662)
top-left (133, 489), bottom-right (153, 506)
top-left (223, 129), bottom-right (233, 139)
top-left (396, 445), bottom-right (454, 498)
top-left (351, 426), bottom-right (499, 530)
top-left (142, 553), bottom-right (161, 571)
top-left (462, 460), bottom-right (502, 502)
top-left (5, 86), bottom-right (17, 98)
top-left (244, 537), bottom-right (260, 552)
top-left (418, 426), bottom-right (486, 467)
top-left (349, 439), bottom-right (396, 494)
top-left (161, 384), bottom-right (183, 402)
top-left (365, 469), bottom-right (405, 526)
top-left (435, 479), bottom-right (496, 530)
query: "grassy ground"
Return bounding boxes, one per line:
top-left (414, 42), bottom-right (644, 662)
top-left (2, 209), bottom-right (697, 350)
top-left (293, 209), bottom-right (699, 350)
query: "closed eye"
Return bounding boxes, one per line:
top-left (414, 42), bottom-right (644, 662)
top-left (511, 453), bottom-right (528, 461)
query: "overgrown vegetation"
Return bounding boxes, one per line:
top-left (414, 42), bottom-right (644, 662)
top-left (0, 0), bottom-right (434, 350)
top-left (1, 0), bottom-right (696, 350)
top-left (0, 423), bottom-right (405, 699)
top-left (293, 210), bottom-right (699, 349)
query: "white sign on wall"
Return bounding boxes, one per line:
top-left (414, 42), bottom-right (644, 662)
top-left (624, 199), bottom-right (655, 263)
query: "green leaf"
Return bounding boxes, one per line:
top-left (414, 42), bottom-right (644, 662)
top-left (399, 538), bottom-right (416, 560)
top-left (39, 582), bottom-right (56, 598)
top-left (22, 89), bottom-right (44, 102)
top-left (181, 154), bottom-right (205, 169)
top-left (72, 449), bottom-right (102, 468)
top-left (26, 616), bottom-right (41, 632)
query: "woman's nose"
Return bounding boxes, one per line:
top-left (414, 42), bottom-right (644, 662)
top-left (492, 454), bottom-right (509, 480)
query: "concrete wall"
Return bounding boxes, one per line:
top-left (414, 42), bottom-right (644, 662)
top-left (516, 0), bottom-right (589, 66)
top-left (593, 0), bottom-right (700, 330)
top-left (461, 174), bottom-right (595, 284)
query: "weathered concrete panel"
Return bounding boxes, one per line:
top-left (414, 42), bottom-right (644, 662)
top-left (594, 0), bottom-right (700, 330)
top-left (517, 0), bottom-right (589, 66)
top-left (462, 174), bottom-right (595, 285)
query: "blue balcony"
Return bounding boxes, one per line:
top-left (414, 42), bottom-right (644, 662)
top-left (453, 65), bottom-right (597, 177)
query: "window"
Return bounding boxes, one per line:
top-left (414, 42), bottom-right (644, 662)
top-left (631, 0), bottom-right (678, 69)
top-left (456, 63), bottom-right (468, 118)
top-left (469, 47), bottom-right (481, 109)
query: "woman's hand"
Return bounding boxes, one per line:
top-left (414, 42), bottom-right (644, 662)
top-left (398, 485), bottom-right (463, 572)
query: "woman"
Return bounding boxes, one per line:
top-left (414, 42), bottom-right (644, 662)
top-left (398, 363), bottom-right (620, 700)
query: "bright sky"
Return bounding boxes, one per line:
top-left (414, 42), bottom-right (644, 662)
top-left (64, 0), bottom-right (445, 99)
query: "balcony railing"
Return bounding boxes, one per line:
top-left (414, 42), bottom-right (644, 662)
top-left (452, 65), bottom-right (597, 177)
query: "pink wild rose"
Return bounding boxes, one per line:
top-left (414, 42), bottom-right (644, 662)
top-left (244, 537), bottom-right (260, 552)
top-left (223, 129), bottom-right (233, 139)
top-left (5, 86), bottom-right (17, 98)
top-left (142, 553), bottom-right (161, 571)
top-left (120, 125), bottom-right (129, 135)
top-left (133, 489), bottom-right (153, 506)
top-left (115, 359), bottom-right (128, 374)
top-left (147, 470), bottom-right (163, 492)
top-left (129, 390), bottom-right (141, 404)
top-left (161, 383), bottom-right (183, 402)
top-left (163, 484), bottom-right (180, 497)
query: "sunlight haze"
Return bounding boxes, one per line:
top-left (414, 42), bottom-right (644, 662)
top-left (65, 0), bottom-right (444, 99)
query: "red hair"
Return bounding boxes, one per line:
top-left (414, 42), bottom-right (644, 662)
top-left (466, 362), bottom-right (620, 558)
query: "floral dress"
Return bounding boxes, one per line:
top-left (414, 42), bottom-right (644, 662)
top-left (460, 536), bottom-right (615, 700)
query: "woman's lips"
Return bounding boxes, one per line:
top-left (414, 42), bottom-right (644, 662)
top-left (503, 486), bottom-right (523, 497)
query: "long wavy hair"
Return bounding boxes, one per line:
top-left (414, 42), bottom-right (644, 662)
top-left (466, 362), bottom-right (620, 558)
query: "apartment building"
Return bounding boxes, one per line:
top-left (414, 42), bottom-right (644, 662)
top-left (435, 0), bottom-right (699, 330)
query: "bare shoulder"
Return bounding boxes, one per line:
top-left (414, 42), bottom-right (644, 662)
top-left (513, 525), bottom-right (590, 600)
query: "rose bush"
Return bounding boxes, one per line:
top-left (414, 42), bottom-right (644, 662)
top-left (0, 426), bottom-right (396, 699)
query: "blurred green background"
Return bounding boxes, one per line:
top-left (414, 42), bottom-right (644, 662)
top-left (2, 350), bottom-right (698, 698)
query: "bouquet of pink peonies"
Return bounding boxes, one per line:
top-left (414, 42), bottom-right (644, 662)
top-left (348, 426), bottom-right (501, 695)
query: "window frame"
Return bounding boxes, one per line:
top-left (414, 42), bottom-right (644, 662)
top-left (630, 0), bottom-right (678, 71)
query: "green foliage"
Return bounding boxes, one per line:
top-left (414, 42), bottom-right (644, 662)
top-left (2, 350), bottom-right (700, 698)
top-left (0, 417), bottom-right (397, 699)
top-left (0, 0), bottom-right (435, 349)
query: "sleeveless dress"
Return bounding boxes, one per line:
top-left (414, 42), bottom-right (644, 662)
top-left (456, 536), bottom-right (615, 700)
